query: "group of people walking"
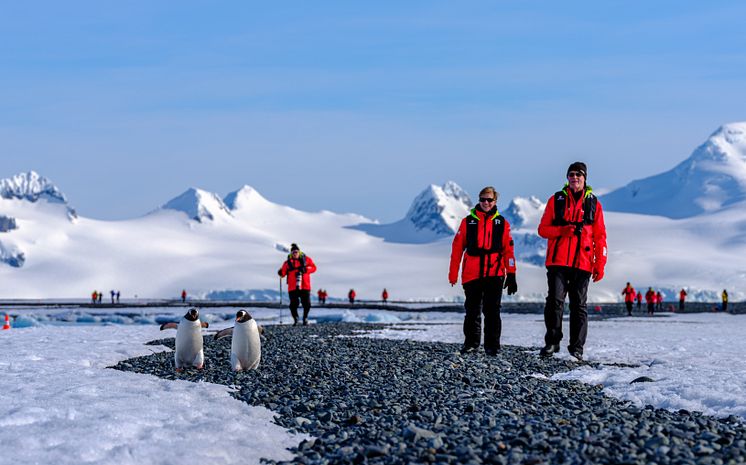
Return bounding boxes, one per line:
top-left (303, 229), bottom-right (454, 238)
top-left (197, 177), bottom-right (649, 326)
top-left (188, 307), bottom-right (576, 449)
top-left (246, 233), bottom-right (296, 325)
top-left (623, 283), bottom-right (730, 315)
top-left (278, 160), bottom-right (729, 360)
top-left (91, 290), bottom-right (120, 304)
top-left (622, 284), bottom-right (666, 315)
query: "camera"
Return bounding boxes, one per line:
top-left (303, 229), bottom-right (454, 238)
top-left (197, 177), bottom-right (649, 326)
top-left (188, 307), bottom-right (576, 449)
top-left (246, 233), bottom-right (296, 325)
top-left (573, 222), bottom-right (584, 236)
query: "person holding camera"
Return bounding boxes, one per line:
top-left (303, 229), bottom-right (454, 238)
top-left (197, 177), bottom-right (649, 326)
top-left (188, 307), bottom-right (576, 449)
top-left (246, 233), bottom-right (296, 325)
top-left (537, 162), bottom-right (607, 361)
top-left (449, 186), bottom-right (518, 356)
top-left (278, 243), bottom-right (317, 325)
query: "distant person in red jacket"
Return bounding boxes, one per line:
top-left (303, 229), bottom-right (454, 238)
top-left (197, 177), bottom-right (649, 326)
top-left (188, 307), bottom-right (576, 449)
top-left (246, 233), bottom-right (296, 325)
top-left (636, 291), bottom-right (642, 310)
top-left (656, 291), bottom-right (663, 311)
top-left (449, 186), bottom-right (517, 356)
top-left (181, 289), bottom-right (187, 303)
top-left (679, 288), bottom-right (687, 311)
top-left (537, 163), bottom-right (607, 361)
top-left (279, 243), bottom-right (317, 325)
top-left (382, 288), bottom-right (389, 304)
top-left (622, 282), bottom-right (636, 316)
top-left (321, 289), bottom-right (328, 305)
top-left (348, 289), bottom-right (356, 305)
top-left (317, 288), bottom-right (324, 304)
top-left (645, 288), bottom-right (656, 315)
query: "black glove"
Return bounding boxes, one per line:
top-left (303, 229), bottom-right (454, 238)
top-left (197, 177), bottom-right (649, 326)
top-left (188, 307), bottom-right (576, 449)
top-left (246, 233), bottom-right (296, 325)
top-left (573, 223), bottom-right (584, 236)
top-left (277, 269), bottom-right (283, 276)
top-left (504, 273), bottom-right (517, 295)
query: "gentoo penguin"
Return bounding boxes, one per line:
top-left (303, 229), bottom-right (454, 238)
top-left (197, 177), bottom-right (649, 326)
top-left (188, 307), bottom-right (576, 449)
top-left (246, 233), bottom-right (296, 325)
top-left (214, 309), bottom-right (261, 371)
top-left (160, 308), bottom-right (209, 371)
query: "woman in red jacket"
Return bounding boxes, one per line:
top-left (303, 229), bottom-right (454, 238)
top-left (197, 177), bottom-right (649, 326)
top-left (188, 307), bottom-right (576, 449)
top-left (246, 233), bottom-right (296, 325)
top-left (278, 243), bottom-right (317, 325)
top-left (449, 186), bottom-right (517, 356)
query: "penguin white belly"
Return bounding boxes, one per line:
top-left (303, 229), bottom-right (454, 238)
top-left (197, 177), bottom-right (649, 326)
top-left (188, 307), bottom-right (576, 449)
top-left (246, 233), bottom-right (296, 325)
top-left (231, 319), bottom-right (261, 371)
top-left (175, 319), bottom-right (204, 369)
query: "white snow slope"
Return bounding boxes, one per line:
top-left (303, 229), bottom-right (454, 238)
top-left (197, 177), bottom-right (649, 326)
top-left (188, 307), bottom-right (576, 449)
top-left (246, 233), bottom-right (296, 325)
top-left (1, 122), bottom-right (746, 301)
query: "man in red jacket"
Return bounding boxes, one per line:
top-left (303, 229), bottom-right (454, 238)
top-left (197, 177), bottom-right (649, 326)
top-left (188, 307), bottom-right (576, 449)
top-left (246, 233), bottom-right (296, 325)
top-left (449, 186), bottom-right (518, 356)
top-left (278, 243), bottom-right (317, 325)
top-left (622, 282), bottom-right (636, 316)
top-left (645, 287), bottom-right (656, 315)
top-left (538, 162), bottom-right (607, 361)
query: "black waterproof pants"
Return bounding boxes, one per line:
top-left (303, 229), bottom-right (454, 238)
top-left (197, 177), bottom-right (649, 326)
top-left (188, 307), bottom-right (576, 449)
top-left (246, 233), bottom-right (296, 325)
top-left (625, 301), bottom-right (633, 316)
top-left (647, 302), bottom-right (654, 315)
top-left (462, 276), bottom-right (504, 351)
top-left (544, 266), bottom-right (591, 355)
top-left (289, 290), bottom-right (311, 322)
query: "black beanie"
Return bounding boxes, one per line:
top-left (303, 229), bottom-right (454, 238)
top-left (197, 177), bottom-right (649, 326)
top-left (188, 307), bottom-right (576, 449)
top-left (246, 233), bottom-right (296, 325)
top-left (290, 243), bottom-right (299, 252)
top-left (567, 162), bottom-right (587, 178)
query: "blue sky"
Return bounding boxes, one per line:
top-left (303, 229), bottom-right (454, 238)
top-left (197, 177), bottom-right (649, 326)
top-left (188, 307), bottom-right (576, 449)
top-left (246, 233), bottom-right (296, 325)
top-left (2, 1), bottom-right (745, 221)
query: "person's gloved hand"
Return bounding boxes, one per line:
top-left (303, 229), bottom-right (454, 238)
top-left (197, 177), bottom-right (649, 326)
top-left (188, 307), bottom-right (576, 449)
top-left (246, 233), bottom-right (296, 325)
top-left (277, 269), bottom-right (283, 276)
top-left (592, 268), bottom-right (604, 282)
top-left (504, 273), bottom-right (518, 295)
top-left (560, 225), bottom-right (576, 237)
top-left (449, 276), bottom-right (458, 286)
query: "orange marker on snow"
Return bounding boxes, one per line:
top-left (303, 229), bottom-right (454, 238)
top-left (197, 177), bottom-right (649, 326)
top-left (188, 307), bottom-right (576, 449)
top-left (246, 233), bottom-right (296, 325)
top-left (2, 314), bottom-right (10, 330)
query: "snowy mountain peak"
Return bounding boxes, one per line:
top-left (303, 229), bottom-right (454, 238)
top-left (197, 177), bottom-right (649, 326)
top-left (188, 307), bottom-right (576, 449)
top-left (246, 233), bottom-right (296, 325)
top-left (0, 171), bottom-right (77, 219)
top-left (161, 188), bottom-right (233, 223)
top-left (224, 185), bottom-right (272, 211)
top-left (405, 181), bottom-right (472, 235)
top-left (503, 196), bottom-right (546, 229)
top-left (711, 122), bottom-right (746, 147)
top-left (441, 181), bottom-right (471, 206)
top-left (602, 121), bottom-right (746, 218)
top-left (1, 171), bottom-right (68, 204)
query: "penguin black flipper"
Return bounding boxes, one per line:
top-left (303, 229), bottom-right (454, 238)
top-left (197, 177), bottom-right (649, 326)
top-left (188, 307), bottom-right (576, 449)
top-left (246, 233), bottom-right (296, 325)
top-left (214, 327), bottom-right (234, 340)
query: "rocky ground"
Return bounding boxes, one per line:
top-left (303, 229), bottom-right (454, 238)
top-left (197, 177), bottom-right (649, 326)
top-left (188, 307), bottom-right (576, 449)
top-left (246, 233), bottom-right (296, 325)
top-left (112, 323), bottom-right (746, 464)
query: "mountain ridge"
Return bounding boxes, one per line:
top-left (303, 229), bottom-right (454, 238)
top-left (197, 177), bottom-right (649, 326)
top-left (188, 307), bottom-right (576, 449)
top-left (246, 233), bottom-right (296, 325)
top-left (602, 122), bottom-right (746, 218)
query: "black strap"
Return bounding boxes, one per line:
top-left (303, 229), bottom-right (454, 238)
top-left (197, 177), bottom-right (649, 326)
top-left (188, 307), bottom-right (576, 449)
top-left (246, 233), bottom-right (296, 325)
top-left (552, 190), bottom-right (597, 226)
top-left (465, 212), bottom-right (505, 256)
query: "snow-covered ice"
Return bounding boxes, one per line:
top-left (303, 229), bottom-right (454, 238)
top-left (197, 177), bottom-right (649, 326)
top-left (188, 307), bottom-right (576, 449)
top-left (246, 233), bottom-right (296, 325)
top-left (0, 322), bottom-right (306, 465)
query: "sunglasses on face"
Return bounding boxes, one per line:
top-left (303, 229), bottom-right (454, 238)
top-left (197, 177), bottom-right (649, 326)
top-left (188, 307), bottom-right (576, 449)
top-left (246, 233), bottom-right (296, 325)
top-left (567, 171), bottom-right (584, 178)
top-left (479, 197), bottom-right (495, 203)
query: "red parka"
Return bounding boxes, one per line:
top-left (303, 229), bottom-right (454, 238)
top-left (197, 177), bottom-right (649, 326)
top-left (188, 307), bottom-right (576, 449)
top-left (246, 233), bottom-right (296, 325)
top-left (622, 285), bottom-right (636, 303)
top-left (679, 289), bottom-right (687, 302)
top-left (279, 253), bottom-right (317, 291)
top-left (645, 289), bottom-right (655, 304)
top-left (538, 186), bottom-right (607, 276)
top-left (449, 206), bottom-right (517, 285)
